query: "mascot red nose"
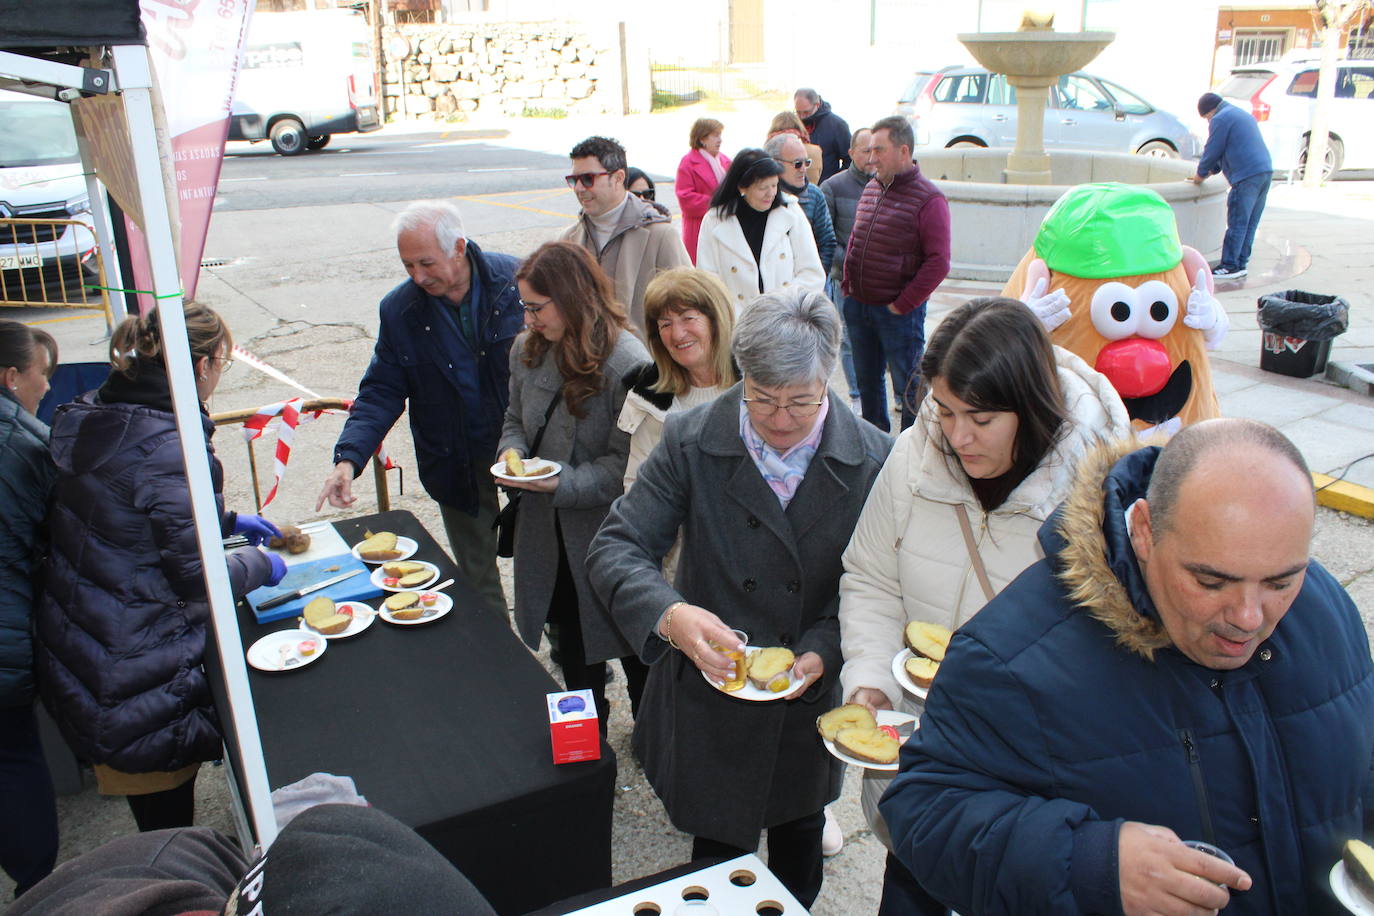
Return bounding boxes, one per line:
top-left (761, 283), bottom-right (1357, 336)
top-left (1003, 183), bottom-right (1228, 435)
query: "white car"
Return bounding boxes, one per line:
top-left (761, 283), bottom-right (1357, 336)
top-left (1218, 55), bottom-right (1374, 178)
top-left (0, 90), bottom-right (97, 299)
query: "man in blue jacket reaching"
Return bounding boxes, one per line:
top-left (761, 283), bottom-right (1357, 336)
top-left (317, 200), bottom-right (523, 613)
top-left (881, 418), bottom-right (1374, 915)
top-left (1188, 92), bottom-right (1273, 281)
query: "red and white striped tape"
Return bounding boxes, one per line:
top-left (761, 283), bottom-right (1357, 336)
top-left (228, 345), bottom-right (396, 508)
top-left (241, 397), bottom-right (396, 508)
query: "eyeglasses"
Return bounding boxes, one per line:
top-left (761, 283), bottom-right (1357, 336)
top-left (565, 171), bottom-right (610, 189)
top-left (630, 187), bottom-right (656, 201)
top-left (773, 157), bottom-right (813, 170)
top-left (520, 297), bottom-right (553, 315)
top-left (210, 356), bottom-right (234, 372)
top-left (742, 395), bottom-right (825, 418)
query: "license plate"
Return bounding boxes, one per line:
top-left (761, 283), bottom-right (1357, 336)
top-left (0, 254), bottom-right (43, 269)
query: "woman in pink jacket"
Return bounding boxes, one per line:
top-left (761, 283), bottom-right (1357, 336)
top-left (675, 118), bottom-right (730, 264)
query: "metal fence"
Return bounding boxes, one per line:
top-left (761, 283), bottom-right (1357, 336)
top-left (648, 12), bottom-right (772, 110)
top-left (0, 217), bottom-right (111, 324)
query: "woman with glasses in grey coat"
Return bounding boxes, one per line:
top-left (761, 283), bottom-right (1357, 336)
top-left (588, 288), bottom-right (891, 908)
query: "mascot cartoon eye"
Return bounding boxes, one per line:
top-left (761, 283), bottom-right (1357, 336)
top-left (1089, 282), bottom-right (1140, 341)
top-left (1133, 281), bottom-right (1179, 340)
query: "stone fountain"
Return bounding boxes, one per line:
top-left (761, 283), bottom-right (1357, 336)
top-left (959, 25), bottom-right (1113, 184)
top-left (919, 16), bottom-right (1227, 280)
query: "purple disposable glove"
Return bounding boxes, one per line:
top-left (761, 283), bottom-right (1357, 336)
top-left (265, 552), bottom-right (288, 586)
top-left (234, 514), bottom-right (282, 547)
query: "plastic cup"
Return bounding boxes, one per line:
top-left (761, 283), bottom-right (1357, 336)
top-left (1184, 840), bottom-right (1235, 887)
top-left (713, 628), bottom-right (749, 692)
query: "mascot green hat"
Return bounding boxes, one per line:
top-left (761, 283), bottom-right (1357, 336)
top-left (1033, 182), bottom-right (1183, 279)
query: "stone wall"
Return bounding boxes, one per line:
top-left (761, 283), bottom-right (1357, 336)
top-left (382, 21), bottom-right (622, 119)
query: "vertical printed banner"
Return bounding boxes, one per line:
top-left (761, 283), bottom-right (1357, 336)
top-left (125, 0), bottom-right (253, 313)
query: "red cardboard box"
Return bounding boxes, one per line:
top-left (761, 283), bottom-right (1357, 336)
top-left (546, 689), bottom-right (600, 764)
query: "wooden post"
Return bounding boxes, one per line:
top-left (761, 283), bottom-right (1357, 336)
top-left (372, 455), bottom-right (391, 511)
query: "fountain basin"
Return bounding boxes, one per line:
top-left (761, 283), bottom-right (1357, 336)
top-left (919, 148), bottom-right (1228, 281)
top-left (958, 31), bottom-right (1115, 87)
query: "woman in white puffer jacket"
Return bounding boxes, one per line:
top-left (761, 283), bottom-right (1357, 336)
top-left (837, 297), bottom-right (1133, 912)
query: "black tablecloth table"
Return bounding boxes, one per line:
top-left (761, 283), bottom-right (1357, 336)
top-left (233, 510), bottom-right (615, 915)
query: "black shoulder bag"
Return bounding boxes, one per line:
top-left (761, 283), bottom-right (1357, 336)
top-left (491, 388), bottom-right (561, 558)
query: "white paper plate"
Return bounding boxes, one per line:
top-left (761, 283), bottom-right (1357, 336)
top-left (1332, 861), bottom-right (1374, 915)
top-left (247, 629), bottom-right (327, 672)
top-left (891, 648), bottom-right (933, 700)
top-left (701, 646), bottom-right (797, 702)
top-left (822, 709), bottom-right (918, 772)
top-left (350, 535), bottom-right (418, 565)
top-left (490, 458), bottom-right (562, 483)
top-left (369, 561), bottom-right (439, 593)
top-left (378, 591), bottom-right (453, 626)
top-left (297, 600), bottom-right (375, 640)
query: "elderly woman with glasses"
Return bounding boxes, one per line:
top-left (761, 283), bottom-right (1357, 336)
top-left (588, 288), bottom-right (892, 908)
top-left (695, 148), bottom-right (825, 315)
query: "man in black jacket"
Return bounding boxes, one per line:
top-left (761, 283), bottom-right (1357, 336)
top-left (317, 200), bottom-right (524, 613)
top-left (795, 88), bottom-right (851, 182)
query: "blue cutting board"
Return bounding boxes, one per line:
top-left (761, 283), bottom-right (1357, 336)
top-left (248, 554), bottom-right (382, 624)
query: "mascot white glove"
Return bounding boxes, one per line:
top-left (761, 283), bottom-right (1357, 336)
top-left (1020, 276), bottom-right (1072, 333)
top-left (1183, 268), bottom-right (1230, 350)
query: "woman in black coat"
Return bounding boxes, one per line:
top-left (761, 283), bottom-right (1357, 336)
top-left (35, 305), bottom-right (286, 832)
top-left (0, 320), bottom-right (59, 895)
top-left (588, 288), bottom-right (892, 907)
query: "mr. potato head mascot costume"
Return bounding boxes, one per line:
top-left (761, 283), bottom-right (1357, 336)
top-left (1003, 183), bottom-right (1228, 437)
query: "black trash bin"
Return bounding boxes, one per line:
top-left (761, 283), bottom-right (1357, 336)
top-left (1257, 290), bottom-right (1350, 378)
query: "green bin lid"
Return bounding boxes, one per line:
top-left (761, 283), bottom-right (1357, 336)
top-left (1034, 182), bottom-right (1182, 279)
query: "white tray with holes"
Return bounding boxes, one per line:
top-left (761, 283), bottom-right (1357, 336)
top-left (564, 853), bottom-right (806, 915)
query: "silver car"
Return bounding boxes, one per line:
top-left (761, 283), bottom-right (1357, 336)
top-left (897, 66), bottom-right (1201, 158)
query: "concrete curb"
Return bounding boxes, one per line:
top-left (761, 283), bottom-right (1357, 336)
top-left (1325, 360), bottom-right (1374, 397)
top-left (1314, 473), bottom-right (1374, 520)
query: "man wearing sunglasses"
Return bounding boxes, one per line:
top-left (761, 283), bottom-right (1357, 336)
top-left (560, 136), bottom-right (689, 332)
top-left (765, 133), bottom-right (836, 279)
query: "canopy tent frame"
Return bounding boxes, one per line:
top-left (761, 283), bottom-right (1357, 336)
top-left (0, 39), bottom-right (278, 848)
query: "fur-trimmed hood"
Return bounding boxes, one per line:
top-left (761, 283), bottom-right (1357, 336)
top-left (1040, 439), bottom-right (1173, 660)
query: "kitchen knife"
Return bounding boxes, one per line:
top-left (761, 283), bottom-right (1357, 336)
top-left (257, 569), bottom-right (363, 611)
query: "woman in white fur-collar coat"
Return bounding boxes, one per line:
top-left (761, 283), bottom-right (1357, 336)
top-left (837, 297), bottom-right (1133, 911)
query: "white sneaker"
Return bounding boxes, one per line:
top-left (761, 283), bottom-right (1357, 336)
top-left (821, 805), bottom-right (843, 856)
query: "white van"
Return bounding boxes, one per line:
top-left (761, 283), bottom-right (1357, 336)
top-left (229, 9), bottom-right (382, 155)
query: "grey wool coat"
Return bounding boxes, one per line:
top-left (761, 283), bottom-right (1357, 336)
top-left (587, 384), bottom-right (892, 847)
top-left (499, 328), bottom-right (649, 663)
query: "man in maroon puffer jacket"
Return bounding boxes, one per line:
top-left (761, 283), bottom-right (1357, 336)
top-left (841, 116), bottom-right (951, 432)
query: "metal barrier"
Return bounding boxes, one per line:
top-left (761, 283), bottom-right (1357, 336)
top-left (210, 397), bottom-right (393, 514)
top-left (0, 216), bottom-right (112, 324)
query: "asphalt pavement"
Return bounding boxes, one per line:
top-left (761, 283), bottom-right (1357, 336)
top-left (5, 106), bottom-right (1373, 913)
